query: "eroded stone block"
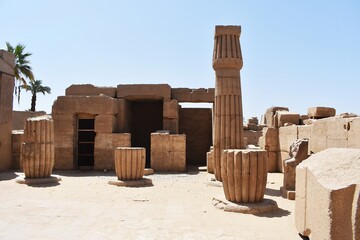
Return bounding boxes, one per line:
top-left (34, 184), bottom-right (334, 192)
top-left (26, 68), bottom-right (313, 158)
top-left (117, 84), bottom-right (171, 100)
top-left (65, 84), bottom-right (116, 97)
top-left (278, 126), bottom-right (298, 152)
top-left (95, 114), bottom-right (116, 133)
top-left (275, 111), bottom-right (300, 127)
top-left (163, 99), bottom-right (179, 119)
top-left (295, 148), bottom-right (360, 239)
top-left (171, 88), bottom-right (215, 103)
top-left (308, 106), bottom-right (336, 119)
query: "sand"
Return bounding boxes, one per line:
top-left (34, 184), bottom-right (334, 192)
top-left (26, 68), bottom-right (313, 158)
top-left (0, 169), bottom-right (298, 240)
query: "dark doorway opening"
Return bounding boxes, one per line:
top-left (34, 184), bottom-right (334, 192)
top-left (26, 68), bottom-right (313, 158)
top-left (129, 100), bottom-right (163, 167)
top-left (77, 117), bottom-right (95, 169)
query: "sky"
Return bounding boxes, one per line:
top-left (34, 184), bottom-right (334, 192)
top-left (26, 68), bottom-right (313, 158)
top-left (1, 0), bottom-right (359, 120)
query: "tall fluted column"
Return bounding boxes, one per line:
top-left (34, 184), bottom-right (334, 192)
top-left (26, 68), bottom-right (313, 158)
top-left (212, 26), bottom-right (245, 181)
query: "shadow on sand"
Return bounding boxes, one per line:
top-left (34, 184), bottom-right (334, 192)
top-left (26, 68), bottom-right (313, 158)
top-left (255, 207), bottom-right (291, 218)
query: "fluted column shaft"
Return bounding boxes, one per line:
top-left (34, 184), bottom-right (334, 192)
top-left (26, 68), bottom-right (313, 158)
top-left (212, 26), bottom-right (245, 181)
top-left (114, 147), bottom-right (145, 180)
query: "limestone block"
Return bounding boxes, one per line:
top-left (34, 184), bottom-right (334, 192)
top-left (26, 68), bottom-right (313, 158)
top-left (52, 96), bottom-right (118, 115)
top-left (163, 99), bottom-right (179, 119)
top-left (52, 114), bottom-right (75, 133)
top-left (0, 50), bottom-right (15, 75)
top-left (308, 106), bottom-right (336, 119)
top-left (221, 149), bottom-right (267, 203)
top-left (207, 150), bottom-right (214, 173)
top-left (275, 111), bottom-right (300, 127)
top-left (65, 84), bottom-right (116, 97)
top-left (267, 151), bottom-right (277, 172)
top-left (259, 127), bottom-right (278, 152)
top-left (150, 133), bottom-right (186, 172)
top-left (94, 114), bottom-right (116, 133)
top-left (325, 117), bottom-right (349, 149)
top-left (117, 84), bottom-right (171, 101)
top-left (243, 130), bottom-right (262, 146)
top-left (163, 118), bottom-right (178, 134)
top-left (295, 148), bottom-right (360, 239)
top-left (114, 147), bottom-right (145, 180)
top-left (264, 106), bottom-right (289, 127)
top-left (348, 117), bottom-right (360, 149)
top-left (171, 88), bottom-right (215, 103)
top-left (12, 130), bottom-right (24, 170)
top-left (94, 133), bottom-right (131, 171)
top-left (21, 116), bottom-right (54, 178)
top-left (310, 119), bottom-right (327, 153)
top-left (278, 126), bottom-right (298, 152)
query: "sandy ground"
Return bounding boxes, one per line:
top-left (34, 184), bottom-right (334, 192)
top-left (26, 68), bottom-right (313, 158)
top-left (0, 169), bottom-right (299, 240)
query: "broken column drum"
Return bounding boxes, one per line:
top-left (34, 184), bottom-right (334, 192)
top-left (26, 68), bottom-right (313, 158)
top-left (114, 147), bottom-right (145, 180)
top-left (21, 116), bottom-right (55, 178)
top-left (212, 26), bottom-right (245, 181)
top-left (221, 149), bottom-right (268, 203)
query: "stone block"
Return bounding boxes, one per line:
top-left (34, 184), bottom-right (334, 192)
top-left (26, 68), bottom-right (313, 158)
top-left (310, 119), bottom-right (327, 153)
top-left (52, 95), bottom-right (118, 115)
top-left (54, 148), bottom-right (74, 170)
top-left (65, 84), bottom-right (116, 97)
top-left (308, 106), bottom-right (336, 119)
top-left (53, 114), bottom-right (75, 133)
top-left (243, 130), bottom-right (262, 146)
top-left (0, 50), bottom-right (15, 76)
top-left (117, 84), bottom-right (171, 101)
top-left (348, 117), bottom-right (360, 149)
top-left (150, 133), bottom-right (186, 172)
top-left (163, 118), bottom-right (178, 134)
top-left (278, 126), bottom-right (298, 152)
top-left (267, 151), bottom-right (277, 172)
top-left (295, 148), bottom-right (360, 239)
top-left (94, 114), bottom-right (116, 133)
top-left (163, 99), bottom-right (179, 119)
top-left (325, 117), bottom-right (349, 149)
top-left (116, 99), bottom-right (128, 133)
top-left (278, 151), bottom-right (289, 173)
top-left (12, 130), bottom-right (24, 170)
top-left (207, 150), bottom-right (214, 173)
top-left (259, 127), bottom-right (278, 152)
top-left (94, 133), bottom-right (131, 171)
top-left (264, 106), bottom-right (289, 127)
top-left (275, 111), bottom-right (300, 127)
top-left (171, 88), bottom-right (215, 103)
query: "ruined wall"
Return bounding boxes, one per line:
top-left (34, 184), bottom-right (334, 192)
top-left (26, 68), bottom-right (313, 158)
top-left (0, 50), bottom-right (15, 171)
top-left (179, 108), bottom-right (212, 166)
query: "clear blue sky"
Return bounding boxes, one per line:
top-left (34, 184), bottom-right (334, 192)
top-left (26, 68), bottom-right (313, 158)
top-left (1, 0), bottom-right (359, 120)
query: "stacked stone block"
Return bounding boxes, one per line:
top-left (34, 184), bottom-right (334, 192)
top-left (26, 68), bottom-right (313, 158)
top-left (0, 50), bottom-right (15, 171)
top-left (151, 132), bottom-right (186, 172)
top-left (163, 99), bottom-right (179, 134)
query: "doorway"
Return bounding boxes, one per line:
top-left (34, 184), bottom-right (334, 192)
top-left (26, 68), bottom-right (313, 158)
top-left (128, 100), bottom-right (163, 167)
top-left (77, 114), bottom-right (96, 169)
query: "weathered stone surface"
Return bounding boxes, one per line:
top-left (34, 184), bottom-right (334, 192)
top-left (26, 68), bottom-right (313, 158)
top-left (94, 133), bottom-right (131, 171)
top-left (266, 151), bottom-right (278, 173)
top-left (94, 114), bottom-right (116, 133)
top-left (0, 72), bottom-right (15, 171)
top-left (108, 178), bottom-right (152, 187)
top-left (53, 130), bottom-right (75, 170)
top-left (308, 106), bottom-right (336, 119)
top-left (65, 84), bottom-right (116, 97)
top-left (0, 50), bottom-right (15, 76)
top-left (275, 111), bottom-right (300, 127)
top-left (213, 26), bottom-right (245, 181)
top-left (221, 149), bottom-right (268, 203)
top-left (151, 133), bottom-right (186, 172)
top-left (348, 117), bottom-right (360, 149)
top-left (264, 106), bottom-right (289, 127)
top-left (117, 84), bottom-right (171, 100)
top-left (281, 139), bottom-right (309, 200)
top-left (243, 130), bottom-right (262, 146)
top-left (116, 99), bottom-right (129, 133)
top-left (114, 147), bottom-right (145, 180)
top-left (207, 149), bottom-right (214, 174)
top-left (278, 126), bottom-right (298, 152)
top-left (171, 88), bottom-right (215, 103)
top-left (163, 99), bottom-right (179, 119)
top-left (52, 95), bottom-right (117, 115)
top-left (295, 148), bottom-right (360, 239)
top-left (12, 130), bottom-right (24, 170)
top-left (259, 127), bottom-right (278, 152)
top-left (21, 115), bottom-right (54, 178)
top-left (163, 118), bottom-right (178, 134)
top-left (53, 114), bottom-right (76, 133)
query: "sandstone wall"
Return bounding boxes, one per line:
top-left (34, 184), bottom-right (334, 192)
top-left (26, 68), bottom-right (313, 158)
top-left (12, 111), bottom-right (46, 130)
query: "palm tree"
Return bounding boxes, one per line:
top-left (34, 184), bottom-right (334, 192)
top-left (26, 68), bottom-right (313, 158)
top-left (6, 42), bottom-right (35, 102)
top-left (21, 80), bottom-right (51, 112)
